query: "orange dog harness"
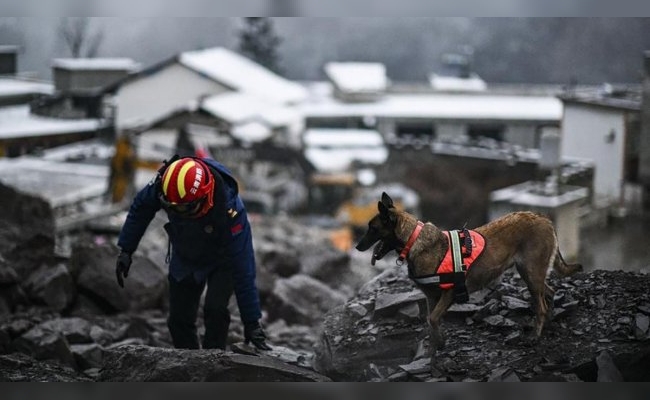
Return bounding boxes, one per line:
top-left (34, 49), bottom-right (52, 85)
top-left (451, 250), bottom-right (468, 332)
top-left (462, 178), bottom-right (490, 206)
top-left (403, 224), bottom-right (485, 297)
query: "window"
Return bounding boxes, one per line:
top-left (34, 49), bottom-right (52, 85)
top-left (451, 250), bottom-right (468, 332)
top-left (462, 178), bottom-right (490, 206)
top-left (467, 124), bottom-right (505, 142)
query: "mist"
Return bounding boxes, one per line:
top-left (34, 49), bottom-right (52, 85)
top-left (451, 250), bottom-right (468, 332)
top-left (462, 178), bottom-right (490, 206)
top-left (2, 17), bottom-right (650, 85)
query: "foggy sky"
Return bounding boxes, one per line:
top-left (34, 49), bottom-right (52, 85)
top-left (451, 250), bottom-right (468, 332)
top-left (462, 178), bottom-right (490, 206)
top-left (2, 17), bottom-right (650, 85)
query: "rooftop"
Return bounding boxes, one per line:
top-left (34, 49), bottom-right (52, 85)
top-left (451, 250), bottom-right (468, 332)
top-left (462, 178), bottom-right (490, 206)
top-left (52, 58), bottom-right (141, 72)
top-left (0, 157), bottom-right (108, 208)
top-left (324, 62), bottom-right (388, 94)
top-left (0, 77), bottom-right (54, 98)
top-left (179, 47), bottom-right (308, 105)
top-left (200, 92), bottom-right (302, 128)
top-left (0, 105), bottom-right (105, 140)
top-left (559, 84), bottom-right (642, 112)
top-left (300, 82), bottom-right (562, 122)
top-left (303, 128), bottom-right (388, 173)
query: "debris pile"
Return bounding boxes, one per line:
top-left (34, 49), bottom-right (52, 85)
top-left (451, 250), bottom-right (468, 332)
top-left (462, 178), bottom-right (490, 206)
top-left (314, 263), bottom-right (650, 382)
top-left (0, 182), bottom-right (648, 381)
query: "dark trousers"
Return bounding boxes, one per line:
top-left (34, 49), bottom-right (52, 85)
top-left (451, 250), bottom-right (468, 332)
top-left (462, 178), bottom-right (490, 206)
top-left (167, 264), bottom-right (234, 349)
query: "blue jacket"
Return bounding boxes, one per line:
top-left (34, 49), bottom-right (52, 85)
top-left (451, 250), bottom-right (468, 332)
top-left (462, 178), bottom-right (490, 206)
top-left (117, 158), bottom-right (262, 324)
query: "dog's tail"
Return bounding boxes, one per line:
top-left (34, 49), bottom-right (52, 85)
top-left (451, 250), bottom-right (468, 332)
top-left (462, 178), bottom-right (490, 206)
top-left (552, 250), bottom-right (583, 277)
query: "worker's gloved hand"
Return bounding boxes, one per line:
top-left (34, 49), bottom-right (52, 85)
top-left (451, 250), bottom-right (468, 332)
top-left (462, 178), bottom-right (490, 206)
top-left (115, 250), bottom-right (132, 288)
top-left (244, 321), bottom-right (272, 351)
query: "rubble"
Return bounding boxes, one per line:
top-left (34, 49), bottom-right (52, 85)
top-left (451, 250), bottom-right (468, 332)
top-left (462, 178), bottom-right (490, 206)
top-left (314, 265), bottom-right (650, 382)
top-left (0, 183), bottom-right (648, 381)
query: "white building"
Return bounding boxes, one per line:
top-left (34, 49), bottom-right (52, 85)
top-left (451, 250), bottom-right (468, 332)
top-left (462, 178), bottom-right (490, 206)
top-left (559, 89), bottom-right (642, 213)
top-left (299, 81), bottom-right (563, 150)
top-left (110, 47), bottom-right (308, 133)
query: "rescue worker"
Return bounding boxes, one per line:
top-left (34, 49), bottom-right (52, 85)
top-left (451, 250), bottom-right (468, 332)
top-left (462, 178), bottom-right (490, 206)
top-left (115, 155), bottom-right (271, 351)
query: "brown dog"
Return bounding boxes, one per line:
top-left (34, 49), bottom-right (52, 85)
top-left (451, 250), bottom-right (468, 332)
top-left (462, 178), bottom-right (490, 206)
top-left (356, 193), bottom-right (582, 366)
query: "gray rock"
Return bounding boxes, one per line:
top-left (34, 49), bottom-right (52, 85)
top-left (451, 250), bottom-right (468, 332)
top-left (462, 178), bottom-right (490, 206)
top-left (266, 274), bottom-right (347, 326)
top-left (98, 345), bottom-right (330, 382)
top-left (397, 303), bottom-right (421, 320)
top-left (634, 313), bottom-right (649, 340)
top-left (399, 357), bottom-right (431, 375)
top-left (373, 290), bottom-right (425, 319)
top-left (0, 262), bottom-right (18, 285)
top-left (71, 343), bottom-right (104, 370)
top-left (501, 295), bottom-right (530, 312)
top-left (482, 315), bottom-right (517, 328)
top-left (314, 305), bottom-right (418, 381)
top-left (24, 264), bottom-right (75, 312)
top-left (448, 302), bottom-right (482, 314)
top-left (72, 242), bottom-right (166, 312)
top-left (347, 302), bottom-right (369, 318)
top-left (38, 318), bottom-right (94, 344)
top-left (0, 352), bottom-right (90, 382)
top-left (13, 326), bottom-right (76, 368)
top-left (488, 366), bottom-right (520, 382)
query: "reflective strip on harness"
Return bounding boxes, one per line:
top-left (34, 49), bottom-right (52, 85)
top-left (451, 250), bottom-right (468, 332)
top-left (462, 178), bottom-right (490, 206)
top-left (449, 230), bottom-right (464, 274)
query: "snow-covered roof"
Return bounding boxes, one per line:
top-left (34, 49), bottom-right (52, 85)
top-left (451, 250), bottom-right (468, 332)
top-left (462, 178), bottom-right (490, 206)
top-left (231, 121), bottom-right (273, 143)
top-left (303, 128), bottom-right (388, 172)
top-left (179, 47), bottom-right (308, 105)
top-left (52, 58), bottom-right (141, 72)
top-left (324, 62), bottom-right (387, 93)
top-left (429, 73), bottom-right (487, 92)
top-left (0, 105), bottom-right (105, 139)
top-left (303, 128), bottom-right (385, 147)
top-left (0, 157), bottom-right (108, 207)
top-left (0, 78), bottom-right (54, 98)
top-left (299, 91), bottom-right (562, 122)
top-left (201, 92), bottom-right (302, 128)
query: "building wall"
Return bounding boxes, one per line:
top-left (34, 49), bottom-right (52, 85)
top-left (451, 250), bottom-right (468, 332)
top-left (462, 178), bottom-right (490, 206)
top-left (54, 68), bottom-right (131, 92)
top-left (114, 63), bottom-right (230, 131)
top-left (640, 51), bottom-right (650, 208)
top-left (561, 103), bottom-right (626, 206)
top-left (504, 124), bottom-right (539, 148)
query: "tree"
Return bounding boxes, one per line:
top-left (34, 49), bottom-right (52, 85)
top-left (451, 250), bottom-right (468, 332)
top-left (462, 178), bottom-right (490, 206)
top-left (59, 17), bottom-right (103, 58)
top-left (238, 17), bottom-right (282, 74)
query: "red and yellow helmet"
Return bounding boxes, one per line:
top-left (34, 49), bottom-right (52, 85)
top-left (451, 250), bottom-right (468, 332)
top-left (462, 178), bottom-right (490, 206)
top-left (160, 158), bottom-right (214, 217)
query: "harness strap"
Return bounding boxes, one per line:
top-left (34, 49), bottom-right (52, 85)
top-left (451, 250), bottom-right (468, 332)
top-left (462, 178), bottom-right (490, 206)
top-left (449, 230), bottom-right (465, 273)
top-left (398, 221), bottom-right (424, 262)
top-left (411, 272), bottom-right (465, 286)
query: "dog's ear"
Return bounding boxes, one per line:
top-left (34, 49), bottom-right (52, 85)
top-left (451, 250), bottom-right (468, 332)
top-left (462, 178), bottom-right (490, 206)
top-left (378, 200), bottom-right (396, 225)
top-left (378, 200), bottom-right (389, 217)
top-left (380, 192), bottom-right (394, 209)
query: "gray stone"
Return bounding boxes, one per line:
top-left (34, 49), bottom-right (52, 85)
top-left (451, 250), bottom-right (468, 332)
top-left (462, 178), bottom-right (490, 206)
top-left (71, 343), bottom-right (104, 370)
top-left (266, 274), bottom-right (347, 326)
top-left (634, 313), bottom-right (649, 340)
top-left (24, 264), bottom-right (75, 312)
top-left (399, 357), bottom-right (431, 375)
top-left (488, 366), bottom-right (520, 382)
top-left (98, 345), bottom-right (330, 382)
top-left (501, 295), bottom-right (530, 312)
top-left (448, 302), bottom-right (482, 314)
top-left (0, 262), bottom-right (18, 285)
top-left (72, 242), bottom-right (166, 312)
top-left (373, 290), bottom-right (426, 319)
top-left (13, 326), bottom-right (76, 368)
top-left (38, 318), bottom-right (94, 344)
top-left (482, 315), bottom-right (517, 328)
